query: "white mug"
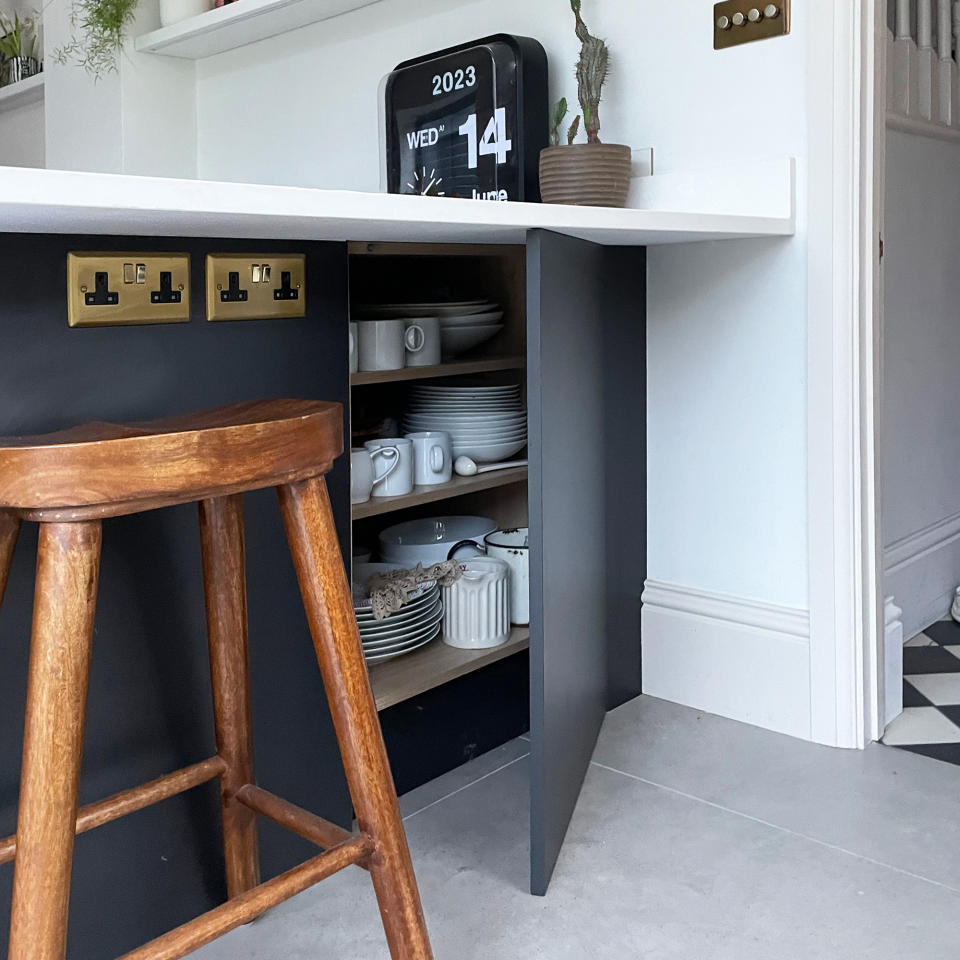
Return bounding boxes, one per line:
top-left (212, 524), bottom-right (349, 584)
top-left (358, 319), bottom-right (405, 372)
top-left (349, 322), bottom-right (359, 374)
top-left (405, 431), bottom-right (452, 486)
top-left (447, 527), bottom-right (530, 625)
top-left (365, 438), bottom-right (415, 497)
top-left (351, 446), bottom-right (399, 504)
top-left (404, 317), bottom-right (442, 368)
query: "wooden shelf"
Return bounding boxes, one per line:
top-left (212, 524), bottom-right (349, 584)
top-left (0, 73), bottom-right (44, 113)
top-left (352, 466), bottom-right (527, 520)
top-left (135, 0), bottom-right (382, 59)
top-left (370, 626), bottom-right (530, 711)
top-left (350, 356), bottom-right (525, 386)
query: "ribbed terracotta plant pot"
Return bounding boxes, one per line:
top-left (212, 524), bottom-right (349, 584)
top-left (539, 143), bottom-right (632, 207)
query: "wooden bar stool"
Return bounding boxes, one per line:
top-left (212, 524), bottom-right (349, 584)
top-left (0, 399), bottom-right (433, 960)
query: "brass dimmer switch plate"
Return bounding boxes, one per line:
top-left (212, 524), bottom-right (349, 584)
top-left (67, 252), bottom-right (191, 327)
top-left (714, 0), bottom-right (790, 49)
top-left (205, 254), bottom-right (307, 322)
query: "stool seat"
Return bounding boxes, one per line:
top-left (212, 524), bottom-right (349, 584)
top-left (0, 399), bottom-right (342, 520)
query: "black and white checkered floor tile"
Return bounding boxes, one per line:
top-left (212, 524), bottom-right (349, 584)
top-left (882, 618), bottom-right (960, 764)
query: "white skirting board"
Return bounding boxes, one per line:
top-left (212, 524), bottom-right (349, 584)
top-left (640, 580), bottom-right (811, 741)
top-left (884, 511), bottom-right (960, 639)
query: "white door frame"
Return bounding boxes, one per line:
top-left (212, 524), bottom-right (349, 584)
top-left (806, 0), bottom-right (886, 749)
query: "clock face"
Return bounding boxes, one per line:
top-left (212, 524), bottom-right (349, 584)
top-left (385, 40), bottom-right (524, 201)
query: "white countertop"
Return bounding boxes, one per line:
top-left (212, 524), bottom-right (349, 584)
top-left (0, 162), bottom-right (796, 246)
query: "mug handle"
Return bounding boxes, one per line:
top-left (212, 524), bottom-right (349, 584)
top-left (370, 446), bottom-right (401, 486)
top-left (404, 323), bottom-right (425, 353)
top-left (429, 443), bottom-right (445, 473)
top-left (447, 539), bottom-right (485, 561)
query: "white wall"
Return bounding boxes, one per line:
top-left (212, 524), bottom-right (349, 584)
top-left (194, 0), bottom-right (815, 740)
top-left (0, 0), bottom-right (45, 168)
top-left (42, 0), bottom-right (197, 176)
top-left (883, 128), bottom-right (960, 639)
top-left (0, 99), bottom-right (44, 167)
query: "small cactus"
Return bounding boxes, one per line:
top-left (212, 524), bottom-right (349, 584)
top-left (570, 0), bottom-right (609, 144)
top-left (549, 98), bottom-right (569, 148)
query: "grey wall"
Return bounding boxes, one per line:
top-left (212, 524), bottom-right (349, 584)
top-left (882, 131), bottom-right (960, 639)
top-left (0, 234), bottom-right (351, 956)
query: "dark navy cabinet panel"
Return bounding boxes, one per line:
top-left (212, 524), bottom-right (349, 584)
top-left (0, 235), bottom-right (351, 957)
top-left (527, 232), bottom-right (645, 895)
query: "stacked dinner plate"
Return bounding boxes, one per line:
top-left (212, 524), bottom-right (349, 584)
top-left (353, 563), bottom-right (444, 664)
top-left (354, 299), bottom-right (505, 358)
top-left (403, 384), bottom-right (527, 463)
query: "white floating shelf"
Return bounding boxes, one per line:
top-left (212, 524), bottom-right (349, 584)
top-left (0, 161), bottom-right (796, 247)
top-left (0, 74), bottom-right (44, 113)
top-left (135, 0), bottom-right (382, 59)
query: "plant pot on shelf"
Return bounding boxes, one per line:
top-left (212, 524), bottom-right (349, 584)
top-left (539, 143), bottom-right (632, 208)
top-left (159, 0), bottom-right (211, 27)
top-left (0, 56), bottom-right (40, 86)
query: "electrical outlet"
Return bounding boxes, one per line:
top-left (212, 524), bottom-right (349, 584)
top-left (205, 254), bottom-right (307, 322)
top-left (67, 253), bottom-right (191, 327)
top-left (714, 1), bottom-right (790, 49)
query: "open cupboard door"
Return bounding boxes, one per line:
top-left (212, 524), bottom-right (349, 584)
top-left (526, 231), bottom-right (646, 895)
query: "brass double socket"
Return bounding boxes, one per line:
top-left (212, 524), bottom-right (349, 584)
top-left (67, 252), bottom-right (191, 327)
top-left (205, 254), bottom-right (307, 322)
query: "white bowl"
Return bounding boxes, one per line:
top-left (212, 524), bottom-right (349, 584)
top-left (404, 423), bottom-right (527, 439)
top-left (451, 439), bottom-right (528, 462)
top-left (412, 384), bottom-right (519, 393)
top-left (379, 515), bottom-right (498, 567)
top-left (440, 324), bottom-right (504, 357)
top-left (437, 310), bottom-right (505, 327)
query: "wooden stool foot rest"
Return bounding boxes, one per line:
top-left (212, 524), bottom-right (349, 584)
top-left (0, 400), bottom-right (433, 960)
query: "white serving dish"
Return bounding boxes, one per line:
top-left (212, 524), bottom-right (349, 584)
top-left (412, 384), bottom-right (518, 393)
top-left (379, 515), bottom-right (498, 567)
top-left (437, 310), bottom-right (505, 327)
top-left (451, 439), bottom-right (528, 461)
top-left (356, 594), bottom-right (442, 636)
top-left (440, 323), bottom-right (504, 357)
top-left (403, 411), bottom-right (526, 424)
top-left (357, 301), bottom-right (494, 318)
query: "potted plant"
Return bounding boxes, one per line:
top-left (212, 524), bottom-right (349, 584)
top-left (54, 0), bottom-right (140, 77)
top-left (0, 12), bottom-right (40, 87)
top-left (539, 0), bottom-right (632, 207)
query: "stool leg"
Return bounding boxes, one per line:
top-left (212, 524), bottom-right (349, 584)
top-left (278, 477), bottom-right (433, 960)
top-left (0, 512), bottom-right (20, 612)
top-left (9, 521), bottom-right (101, 960)
top-left (199, 495), bottom-right (261, 900)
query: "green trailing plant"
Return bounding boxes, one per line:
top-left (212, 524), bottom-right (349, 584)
top-left (570, 0), bottom-right (609, 144)
top-left (54, 0), bottom-right (139, 79)
top-left (0, 12), bottom-right (39, 60)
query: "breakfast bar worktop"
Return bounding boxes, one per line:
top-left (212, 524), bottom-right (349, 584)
top-left (0, 161), bottom-right (795, 246)
top-left (0, 157), bottom-right (797, 952)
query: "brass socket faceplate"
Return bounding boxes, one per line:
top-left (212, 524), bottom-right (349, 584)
top-left (67, 252), bottom-right (191, 327)
top-left (714, 0), bottom-right (790, 49)
top-left (205, 254), bottom-right (307, 322)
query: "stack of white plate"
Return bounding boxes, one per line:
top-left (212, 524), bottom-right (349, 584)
top-left (352, 563), bottom-right (443, 664)
top-left (354, 300), bottom-right (504, 358)
top-left (402, 384), bottom-right (527, 462)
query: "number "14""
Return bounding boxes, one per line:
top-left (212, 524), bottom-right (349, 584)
top-left (458, 108), bottom-right (512, 168)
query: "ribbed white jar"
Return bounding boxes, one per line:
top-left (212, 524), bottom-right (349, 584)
top-left (442, 557), bottom-right (510, 649)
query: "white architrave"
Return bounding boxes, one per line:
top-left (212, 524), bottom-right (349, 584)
top-left (807, 0), bottom-right (884, 748)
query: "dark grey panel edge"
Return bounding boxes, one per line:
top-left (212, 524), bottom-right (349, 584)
top-left (603, 247), bottom-right (646, 708)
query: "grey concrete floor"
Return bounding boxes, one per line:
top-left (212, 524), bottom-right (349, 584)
top-left (191, 696), bottom-right (960, 958)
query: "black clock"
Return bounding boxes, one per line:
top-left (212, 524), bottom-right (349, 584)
top-left (384, 34), bottom-right (548, 202)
